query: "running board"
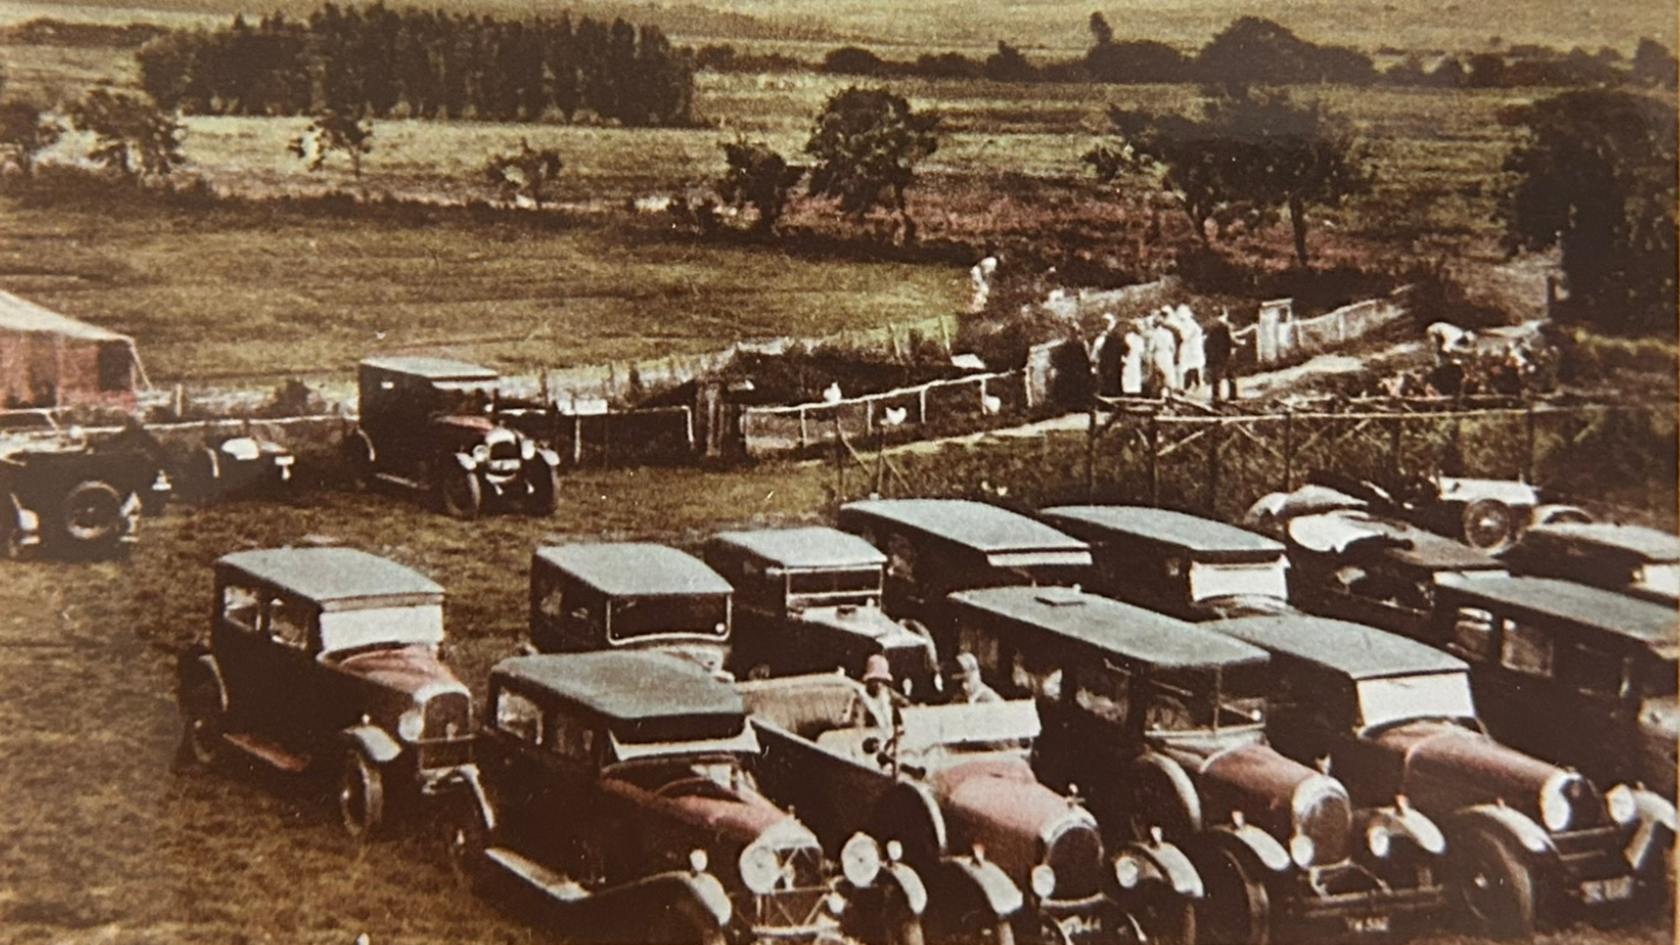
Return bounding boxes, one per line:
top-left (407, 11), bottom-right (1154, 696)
top-left (485, 847), bottom-right (590, 903)
top-left (223, 732), bottom-right (311, 772)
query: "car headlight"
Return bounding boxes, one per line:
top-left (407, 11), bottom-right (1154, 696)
top-left (738, 842), bottom-right (782, 895)
top-left (1113, 853), bottom-right (1141, 890)
top-left (1366, 824), bottom-right (1391, 859)
top-left (1289, 834), bottom-right (1315, 869)
top-left (840, 833), bottom-right (882, 888)
top-left (397, 708), bottom-right (424, 742)
top-left (1030, 863), bottom-right (1057, 899)
top-left (1539, 770), bottom-right (1575, 832)
top-left (472, 444), bottom-right (490, 463)
top-left (1606, 784), bottom-right (1638, 826)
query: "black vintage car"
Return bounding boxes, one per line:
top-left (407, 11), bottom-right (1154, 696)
top-left (1498, 522), bottom-right (1680, 605)
top-left (835, 499), bottom-right (1091, 647)
top-left (946, 586), bottom-right (1446, 944)
top-left (176, 547), bottom-right (478, 838)
top-left (342, 356), bottom-right (560, 518)
top-left (530, 542), bottom-right (734, 678)
top-left (451, 651), bottom-right (925, 945)
top-left (173, 432), bottom-right (297, 504)
top-left (0, 413), bottom-right (171, 557)
top-left (1204, 613), bottom-right (1676, 939)
top-left (706, 527), bottom-right (941, 698)
top-left (1038, 506), bottom-right (1294, 621)
top-left (1430, 574), bottom-right (1679, 800)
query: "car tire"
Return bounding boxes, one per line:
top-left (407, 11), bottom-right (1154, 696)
top-left (341, 430), bottom-right (375, 489)
top-left (1461, 498), bottom-right (1517, 551)
top-left (1450, 829), bottom-right (1535, 940)
top-left (0, 492), bottom-right (22, 559)
top-left (337, 750), bottom-right (386, 841)
top-left (182, 446), bottom-right (220, 506)
top-left (526, 456), bottom-right (560, 516)
top-left (59, 480), bottom-right (128, 552)
top-left (179, 676), bottom-right (226, 769)
top-left (440, 791), bottom-right (490, 890)
top-left (1191, 842), bottom-right (1269, 945)
top-left (439, 468), bottom-right (482, 521)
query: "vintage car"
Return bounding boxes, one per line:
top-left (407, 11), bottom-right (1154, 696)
top-left (1430, 574), bottom-right (1678, 799)
top-left (450, 651), bottom-right (926, 945)
top-left (176, 547), bottom-right (477, 838)
top-left (0, 412), bottom-right (170, 557)
top-left (1038, 506), bottom-right (1294, 620)
top-left (946, 585), bottom-right (1446, 944)
top-left (1498, 521), bottom-right (1680, 605)
top-left (341, 356), bottom-right (560, 518)
top-left (835, 499), bottom-right (1091, 642)
top-left (529, 542), bottom-right (733, 677)
top-left (740, 672), bottom-right (1184, 944)
top-left (173, 432), bottom-right (297, 504)
top-left (705, 527), bottom-right (941, 698)
top-left (1203, 613), bottom-right (1676, 938)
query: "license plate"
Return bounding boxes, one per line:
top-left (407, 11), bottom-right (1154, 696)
top-left (1580, 875), bottom-right (1635, 904)
top-left (1345, 915), bottom-right (1390, 935)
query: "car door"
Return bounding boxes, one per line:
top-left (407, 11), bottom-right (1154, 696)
top-left (210, 576), bottom-right (272, 728)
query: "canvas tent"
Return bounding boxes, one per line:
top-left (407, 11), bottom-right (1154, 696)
top-left (0, 291), bottom-right (144, 411)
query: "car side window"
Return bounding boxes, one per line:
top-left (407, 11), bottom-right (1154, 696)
top-left (268, 597), bottom-right (311, 650)
top-left (1011, 650), bottom-right (1063, 702)
top-left (1558, 645), bottom-right (1623, 696)
top-left (1450, 606), bottom-right (1496, 660)
top-left (1072, 663), bottom-right (1130, 725)
top-left (222, 583), bottom-right (262, 631)
top-left (1499, 620), bottom-right (1554, 678)
top-left (549, 713), bottom-right (597, 764)
top-left (496, 689), bottom-right (544, 744)
top-left (956, 622), bottom-right (1001, 678)
top-left (538, 584), bottom-right (565, 620)
top-left (886, 533), bottom-right (917, 583)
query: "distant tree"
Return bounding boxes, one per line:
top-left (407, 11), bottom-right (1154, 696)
top-left (288, 109), bottom-right (373, 199)
top-left (1086, 108), bottom-right (1229, 247)
top-left (70, 89), bottom-right (185, 181)
top-left (1500, 89), bottom-right (1677, 335)
top-left (1196, 16), bottom-right (1375, 85)
top-left (1088, 11), bottom-right (1113, 46)
top-left (823, 46), bottom-right (886, 76)
top-left (483, 138), bottom-right (562, 208)
top-left (983, 41), bottom-right (1038, 82)
top-left (804, 86), bottom-right (940, 243)
top-left (717, 139), bottom-right (802, 236)
top-left (1086, 40), bottom-right (1192, 83)
top-left (0, 101), bottom-right (63, 176)
top-left (1631, 38), bottom-right (1678, 89)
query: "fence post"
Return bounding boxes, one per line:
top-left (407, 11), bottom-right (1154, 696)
top-left (1205, 420), bottom-right (1221, 516)
top-left (918, 387), bottom-right (929, 425)
top-left (833, 412), bottom-right (845, 501)
top-left (1389, 415), bottom-right (1403, 475)
top-left (1146, 414), bottom-right (1160, 507)
top-left (1524, 401), bottom-right (1537, 484)
top-left (1085, 406), bottom-right (1098, 501)
top-left (799, 407), bottom-right (809, 450)
top-left (573, 413), bottom-right (583, 466)
top-left (1281, 407), bottom-right (1295, 492)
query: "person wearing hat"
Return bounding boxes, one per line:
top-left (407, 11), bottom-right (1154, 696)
top-left (954, 652), bottom-right (1002, 704)
top-left (848, 654), bottom-right (908, 731)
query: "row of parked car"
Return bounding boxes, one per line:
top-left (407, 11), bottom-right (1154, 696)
top-left (172, 491), bottom-right (1677, 945)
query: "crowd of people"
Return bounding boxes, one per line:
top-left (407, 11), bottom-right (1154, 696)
top-left (1090, 305), bottom-right (1242, 402)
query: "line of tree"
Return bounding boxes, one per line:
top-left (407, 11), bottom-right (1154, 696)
top-left (136, 3), bottom-right (695, 126)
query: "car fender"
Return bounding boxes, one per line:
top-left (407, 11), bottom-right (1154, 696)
top-left (347, 427), bottom-right (376, 462)
top-left (1132, 751), bottom-right (1203, 834)
top-left (340, 723), bottom-right (403, 765)
top-left (680, 870), bottom-right (735, 929)
top-left (873, 779), bottom-right (949, 863)
top-left (1450, 804), bottom-right (1555, 858)
top-left (1363, 803), bottom-right (1447, 856)
top-left (881, 860), bottom-right (930, 916)
top-left (453, 451), bottom-right (478, 472)
top-left (178, 650), bottom-right (227, 711)
top-left (1205, 822), bottom-right (1292, 873)
top-left (1114, 837), bottom-right (1204, 899)
top-left (1624, 786), bottom-right (1678, 872)
top-left (935, 853), bottom-right (1024, 920)
top-left (534, 447), bottom-right (561, 468)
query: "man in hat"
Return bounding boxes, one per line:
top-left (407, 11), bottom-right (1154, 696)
top-left (849, 654), bottom-right (908, 730)
top-left (954, 652), bottom-right (1002, 704)
top-left (1205, 310), bottom-right (1237, 403)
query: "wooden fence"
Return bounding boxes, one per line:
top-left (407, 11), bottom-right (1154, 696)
top-left (738, 371), bottom-right (1028, 457)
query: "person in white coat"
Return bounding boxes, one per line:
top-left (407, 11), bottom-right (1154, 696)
top-left (1120, 321), bottom-right (1146, 395)
top-left (1144, 314), bottom-right (1178, 397)
top-left (1172, 304), bottom-right (1206, 392)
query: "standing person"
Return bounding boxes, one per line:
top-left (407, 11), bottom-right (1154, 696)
top-left (1144, 314), bottom-right (1178, 398)
top-left (969, 250), bottom-right (999, 314)
top-left (1205, 310), bottom-right (1237, 403)
top-left (848, 655), bottom-right (908, 731)
top-left (953, 653), bottom-right (1002, 704)
top-left (1174, 304), bottom-right (1206, 393)
top-left (1120, 320), bottom-right (1146, 396)
top-left (1092, 313), bottom-right (1122, 397)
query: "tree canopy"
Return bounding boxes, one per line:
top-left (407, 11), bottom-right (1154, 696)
top-left (804, 86), bottom-right (940, 243)
top-left (70, 89), bottom-right (185, 181)
top-left (717, 139), bottom-right (802, 235)
top-left (483, 139), bottom-right (563, 209)
top-left (1500, 89), bottom-right (1677, 336)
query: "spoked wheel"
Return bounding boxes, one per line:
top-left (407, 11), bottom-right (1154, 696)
top-left (439, 468), bottom-right (482, 520)
top-left (439, 791), bottom-right (490, 890)
top-left (183, 446), bottom-right (221, 506)
top-left (525, 456), bottom-right (560, 516)
top-left (1461, 498), bottom-right (1517, 551)
top-left (1192, 843), bottom-right (1269, 945)
top-left (178, 677), bottom-right (226, 768)
top-left (337, 750), bottom-right (386, 841)
top-left (1450, 830), bottom-right (1535, 940)
top-left (60, 480), bottom-right (127, 553)
top-left (341, 431), bottom-right (375, 489)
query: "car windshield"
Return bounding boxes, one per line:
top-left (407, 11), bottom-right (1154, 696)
top-left (1144, 665), bottom-right (1266, 735)
top-left (1188, 559), bottom-right (1288, 603)
top-left (608, 753), bottom-right (755, 795)
top-left (318, 603), bottom-right (445, 654)
top-left (608, 595), bottom-right (729, 641)
top-left (430, 380), bottom-right (498, 414)
top-left (1357, 672), bottom-right (1477, 731)
top-left (788, 567), bottom-right (881, 602)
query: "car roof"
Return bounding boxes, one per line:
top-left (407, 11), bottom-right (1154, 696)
top-left (217, 547), bottom-right (443, 604)
top-left (1042, 505), bottom-right (1284, 556)
top-left (1288, 512), bottom-right (1502, 571)
top-left (1435, 574), bottom-right (1678, 647)
top-left (1206, 614), bottom-right (1468, 679)
top-left (948, 586), bottom-right (1269, 670)
top-left (533, 543), bottom-right (734, 597)
top-left (839, 499), bottom-right (1089, 555)
top-left (493, 651), bottom-right (743, 724)
top-left (359, 355), bottom-right (499, 381)
top-left (709, 526), bottom-right (887, 570)
top-left (1518, 523), bottom-right (1680, 563)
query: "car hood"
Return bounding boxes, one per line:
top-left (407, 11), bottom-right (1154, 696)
top-left (606, 775), bottom-right (799, 845)
top-left (930, 756), bottom-right (1092, 882)
top-left (433, 414), bottom-right (497, 434)
top-left (331, 644), bottom-right (465, 697)
top-left (1374, 719), bottom-right (1562, 813)
top-left (1183, 740), bottom-right (1321, 838)
top-left (796, 605), bottom-right (926, 649)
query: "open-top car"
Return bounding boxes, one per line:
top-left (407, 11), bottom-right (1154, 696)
top-left (342, 356), bottom-right (560, 519)
top-left (530, 542), bottom-right (733, 677)
top-left (1430, 574), bottom-right (1679, 799)
top-left (1498, 521), bottom-right (1680, 605)
top-left (706, 527), bottom-right (941, 698)
top-left (1203, 613), bottom-right (1676, 939)
top-left (176, 547), bottom-right (477, 838)
top-left (739, 672), bottom-right (1186, 945)
top-left (0, 412), bottom-right (170, 557)
top-left (451, 651), bottom-right (926, 945)
top-left (1038, 505), bottom-right (1294, 620)
top-left (946, 585), bottom-right (1446, 944)
top-left (173, 432), bottom-right (296, 504)
top-left (835, 499), bottom-right (1091, 645)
